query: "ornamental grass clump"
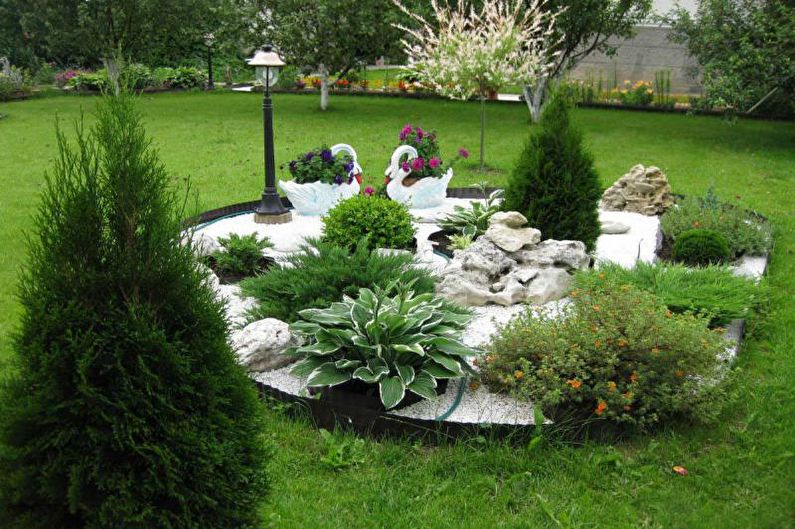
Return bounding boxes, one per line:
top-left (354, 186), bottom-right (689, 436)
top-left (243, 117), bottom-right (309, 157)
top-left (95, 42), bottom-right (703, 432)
top-left (502, 94), bottom-right (602, 251)
top-left (481, 274), bottom-right (729, 432)
top-left (0, 95), bottom-right (269, 528)
top-left (575, 261), bottom-right (765, 327)
top-left (288, 280), bottom-right (476, 409)
top-left (284, 145), bottom-right (357, 185)
top-left (661, 188), bottom-right (772, 259)
top-left (240, 238), bottom-right (437, 323)
top-left (323, 194), bottom-right (415, 251)
top-left (209, 232), bottom-right (273, 277)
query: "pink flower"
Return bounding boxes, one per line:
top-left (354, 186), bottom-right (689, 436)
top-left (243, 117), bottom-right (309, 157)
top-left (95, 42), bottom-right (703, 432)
top-left (411, 157), bottom-right (425, 171)
top-left (458, 147), bottom-right (470, 159)
top-left (429, 157), bottom-right (440, 169)
top-left (399, 124), bottom-right (413, 141)
top-left (401, 162), bottom-right (411, 172)
top-left (363, 186), bottom-right (375, 196)
top-left (416, 127), bottom-right (424, 139)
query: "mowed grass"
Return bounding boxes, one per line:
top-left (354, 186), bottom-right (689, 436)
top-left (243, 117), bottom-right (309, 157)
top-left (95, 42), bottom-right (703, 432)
top-left (1, 91), bottom-right (794, 528)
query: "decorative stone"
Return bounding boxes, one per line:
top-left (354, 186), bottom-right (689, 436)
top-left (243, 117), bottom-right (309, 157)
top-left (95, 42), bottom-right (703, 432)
top-left (511, 240), bottom-right (590, 271)
top-left (216, 284), bottom-right (259, 328)
top-left (484, 224), bottom-right (541, 252)
top-left (600, 164), bottom-right (675, 216)
top-left (231, 318), bottom-right (301, 372)
top-left (459, 238), bottom-right (516, 276)
top-left (600, 221), bottom-right (631, 235)
top-left (488, 211), bottom-right (528, 229)
top-left (525, 268), bottom-right (572, 305)
top-left (190, 232), bottom-right (221, 257)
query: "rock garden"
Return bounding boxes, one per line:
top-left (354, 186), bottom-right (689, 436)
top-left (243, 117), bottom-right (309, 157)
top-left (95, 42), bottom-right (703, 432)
top-left (189, 95), bottom-right (771, 438)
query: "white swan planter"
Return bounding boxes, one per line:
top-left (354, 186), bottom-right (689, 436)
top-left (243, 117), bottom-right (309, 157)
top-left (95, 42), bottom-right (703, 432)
top-left (385, 145), bottom-right (452, 209)
top-left (278, 143), bottom-right (362, 216)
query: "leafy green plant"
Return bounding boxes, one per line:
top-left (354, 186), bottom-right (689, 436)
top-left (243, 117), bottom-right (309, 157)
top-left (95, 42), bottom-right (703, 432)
top-left (288, 280), bottom-right (476, 409)
top-left (210, 233), bottom-right (273, 277)
top-left (284, 145), bottom-right (355, 185)
top-left (575, 261), bottom-right (765, 326)
top-left (449, 232), bottom-right (475, 251)
top-left (661, 188), bottom-right (772, 258)
top-left (121, 63), bottom-right (155, 89)
top-left (323, 195), bottom-right (415, 252)
top-left (502, 94), bottom-right (602, 252)
top-left (318, 429), bottom-right (366, 471)
top-left (672, 229), bottom-right (731, 266)
top-left (153, 66), bottom-right (205, 89)
top-left (439, 183), bottom-right (503, 237)
top-left (240, 238), bottom-right (437, 323)
top-left (0, 95), bottom-right (269, 528)
top-left (68, 69), bottom-right (110, 91)
top-left (0, 58), bottom-right (31, 101)
top-left (481, 273), bottom-right (729, 432)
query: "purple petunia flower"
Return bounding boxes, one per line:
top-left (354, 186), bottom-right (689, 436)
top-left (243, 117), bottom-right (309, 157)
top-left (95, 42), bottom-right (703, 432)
top-left (305, 152), bottom-right (315, 161)
top-left (428, 157), bottom-right (440, 169)
top-left (411, 157), bottom-right (425, 171)
top-left (334, 174), bottom-right (344, 185)
top-left (364, 186), bottom-right (375, 196)
top-left (401, 162), bottom-right (411, 173)
top-left (347, 175), bottom-right (354, 185)
top-left (344, 162), bottom-right (354, 173)
top-left (289, 160), bottom-right (297, 171)
top-left (321, 149), bottom-right (334, 163)
top-left (458, 147), bottom-right (470, 159)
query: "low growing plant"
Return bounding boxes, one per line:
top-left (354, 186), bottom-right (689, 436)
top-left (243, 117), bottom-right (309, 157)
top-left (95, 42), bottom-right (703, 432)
top-left (449, 232), bottom-right (475, 251)
top-left (439, 183), bottom-right (503, 237)
top-left (240, 238), bottom-right (436, 323)
top-left (671, 228), bottom-right (731, 266)
top-left (575, 261), bottom-right (765, 327)
top-left (323, 195), bottom-right (415, 251)
top-left (481, 274), bottom-right (729, 432)
top-left (209, 233), bottom-right (273, 277)
top-left (661, 188), bottom-right (772, 258)
top-left (284, 146), bottom-right (356, 185)
top-left (288, 280), bottom-right (477, 409)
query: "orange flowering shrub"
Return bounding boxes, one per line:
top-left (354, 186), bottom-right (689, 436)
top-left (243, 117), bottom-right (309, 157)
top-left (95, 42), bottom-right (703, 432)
top-left (480, 275), bottom-right (729, 431)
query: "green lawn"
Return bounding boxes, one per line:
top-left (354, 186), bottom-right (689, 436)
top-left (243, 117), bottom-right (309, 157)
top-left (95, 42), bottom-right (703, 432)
top-left (1, 91), bottom-right (794, 528)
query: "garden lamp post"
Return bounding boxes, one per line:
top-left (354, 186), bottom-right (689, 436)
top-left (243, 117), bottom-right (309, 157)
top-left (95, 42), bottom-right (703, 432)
top-left (204, 32), bottom-right (215, 90)
top-left (247, 46), bottom-right (291, 224)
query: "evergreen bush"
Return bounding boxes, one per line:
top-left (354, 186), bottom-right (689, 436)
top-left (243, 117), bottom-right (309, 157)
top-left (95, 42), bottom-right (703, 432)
top-left (0, 95), bottom-right (269, 528)
top-left (672, 229), bottom-right (731, 266)
top-left (502, 95), bottom-right (602, 252)
top-left (323, 195), bottom-right (415, 252)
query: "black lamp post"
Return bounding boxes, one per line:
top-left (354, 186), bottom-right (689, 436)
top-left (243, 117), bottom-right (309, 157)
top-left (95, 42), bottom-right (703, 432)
top-left (204, 32), bottom-right (215, 90)
top-left (247, 46), bottom-right (291, 224)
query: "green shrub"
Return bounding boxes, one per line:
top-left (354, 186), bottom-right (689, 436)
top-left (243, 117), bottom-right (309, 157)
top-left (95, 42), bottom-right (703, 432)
top-left (210, 233), bottom-right (273, 277)
top-left (575, 261), bottom-right (765, 326)
top-left (672, 229), bottom-right (732, 266)
top-left (0, 58), bottom-right (31, 100)
top-left (323, 195), bottom-right (415, 251)
top-left (288, 280), bottom-right (477, 409)
top-left (661, 188), bottom-right (772, 258)
top-left (502, 94), bottom-right (602, 252)
top-left (439, 183), bottom-right (503, 237)
top-left (68, 69), bottom-right (110, 91)
top-left (240, 238), bottom-right (436, 323)
top-left (0, 95), bottom-right (269, 528)
top-left (481, 274), bottom-right (729, 432)
top-left (121, 63), bottom-right (155, 89)
top-left (168, 66), bottom-right (205, 89)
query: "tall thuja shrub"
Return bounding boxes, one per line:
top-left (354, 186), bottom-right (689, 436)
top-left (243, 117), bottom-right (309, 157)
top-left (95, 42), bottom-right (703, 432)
top-left (0, 95), bottom-right (269, 528)
top-left (502, 95), bottom-right (601, 251)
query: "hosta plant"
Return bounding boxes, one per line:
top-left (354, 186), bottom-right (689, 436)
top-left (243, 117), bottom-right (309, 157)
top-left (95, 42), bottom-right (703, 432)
top-left (439, 183), bottom-right (503, 237)
top-left (288, 280), bottom-right (476, 409)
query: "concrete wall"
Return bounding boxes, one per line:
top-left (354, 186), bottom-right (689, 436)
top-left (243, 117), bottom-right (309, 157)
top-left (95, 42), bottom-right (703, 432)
top-left (568, 25), bottom-right (702, 95)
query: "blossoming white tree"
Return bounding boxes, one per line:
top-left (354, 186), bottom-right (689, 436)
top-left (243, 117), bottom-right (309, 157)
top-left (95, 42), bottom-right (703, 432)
top-left (393, 0), bottom-right (562, 171)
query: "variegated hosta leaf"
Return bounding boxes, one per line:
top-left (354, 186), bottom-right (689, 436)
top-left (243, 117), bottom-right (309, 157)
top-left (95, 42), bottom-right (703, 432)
top-left (428, 336), bottom-right (476, 357)
top-left (296, 341), bottom-right (341, 356)
top-left (319, 328), bottom-right (357, 345)
top-left (334, 359), bottom-right (361, 370)
top-left (306, 362), bottom-right (352, 387)
top-left (290, 356), bottom-right (326, 378)
top-left (396, 364), bottom-right (415, 385)
top-left (392, 343), bottom-right (425, 357)
top-left (298, 307), bottom-right (349, 326)
top-left (379, 376), bottom-right (406, 409)
top-left (408, 371), bottom-right (438, 399)
top-left (440, 311), bottom-right (472, 327)
top-left (352, 366), bottom-right (383, 383)
top-left (367, 357), bottom-right (389, 376)
top-left (422, 360), bottom-right (461, 379)
top-left (426, 350), bottom-right (464, 375)
top-left (289, 321), bottom-right (322, 336)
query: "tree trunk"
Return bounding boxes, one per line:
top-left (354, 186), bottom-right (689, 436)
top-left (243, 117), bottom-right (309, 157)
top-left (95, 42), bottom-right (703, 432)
top-left (479, 94), bottom-right (486, 172)
top-left (319, 64), bottom-right (329, 111)
top-left (103, 57), bottom-right (121, 96)
top-left (524, 77), bottom-right (548, 123)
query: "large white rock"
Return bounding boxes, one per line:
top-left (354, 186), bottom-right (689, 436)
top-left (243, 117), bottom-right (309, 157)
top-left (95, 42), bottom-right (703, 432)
top-left (511, 240), bottom-right (590, 271)
top-left (600, 164), bottom-right (674, 216)
top-left (484, 224), bottom-right (541, 252)
top-left (488, 211), bottom-right (529, 229)
top-left (189, 231), bottom-right (221, 257)
top-left (459, 238), bottom-right (516, 276)
top-left (216, 284), bottom-right (259, 328)
top-left (525, 268), bottom-right (572, 305)
top-left (231, 318), bottom-right (301, 372)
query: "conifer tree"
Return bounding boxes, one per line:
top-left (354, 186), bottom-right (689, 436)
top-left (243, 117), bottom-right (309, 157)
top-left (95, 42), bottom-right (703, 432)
top-left (502, 95), bottom-right (602, 251)
top-left (0, 95), bottom-right (269, 528)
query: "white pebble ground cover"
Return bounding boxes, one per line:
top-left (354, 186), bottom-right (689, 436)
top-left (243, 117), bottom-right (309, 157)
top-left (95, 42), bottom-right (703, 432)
top-left (198, 198), bottom-right (765, 426)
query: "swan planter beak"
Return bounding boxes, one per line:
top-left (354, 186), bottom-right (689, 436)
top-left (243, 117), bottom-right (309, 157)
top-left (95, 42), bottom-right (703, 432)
top-left (385, 145), bottom-right (452, 209)
top-left (278, 143), bottom-right (362, 216)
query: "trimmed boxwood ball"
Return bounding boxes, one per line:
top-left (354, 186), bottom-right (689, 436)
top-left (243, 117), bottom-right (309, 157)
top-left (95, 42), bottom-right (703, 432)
top-left (0, 95), bottom-right (269, 528)
top-left (323, 194), bottom-right (415, 251)
top-left (672, 228), bottom-right (732, 266)
top-left (501, 94), bottom-right (602, 252)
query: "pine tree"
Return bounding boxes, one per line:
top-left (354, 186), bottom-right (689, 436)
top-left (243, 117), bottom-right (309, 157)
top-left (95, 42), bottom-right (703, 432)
top-left (0, 95), bottom-right (269, 528)
top-left (502, 95), bottom-right (602, 251)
